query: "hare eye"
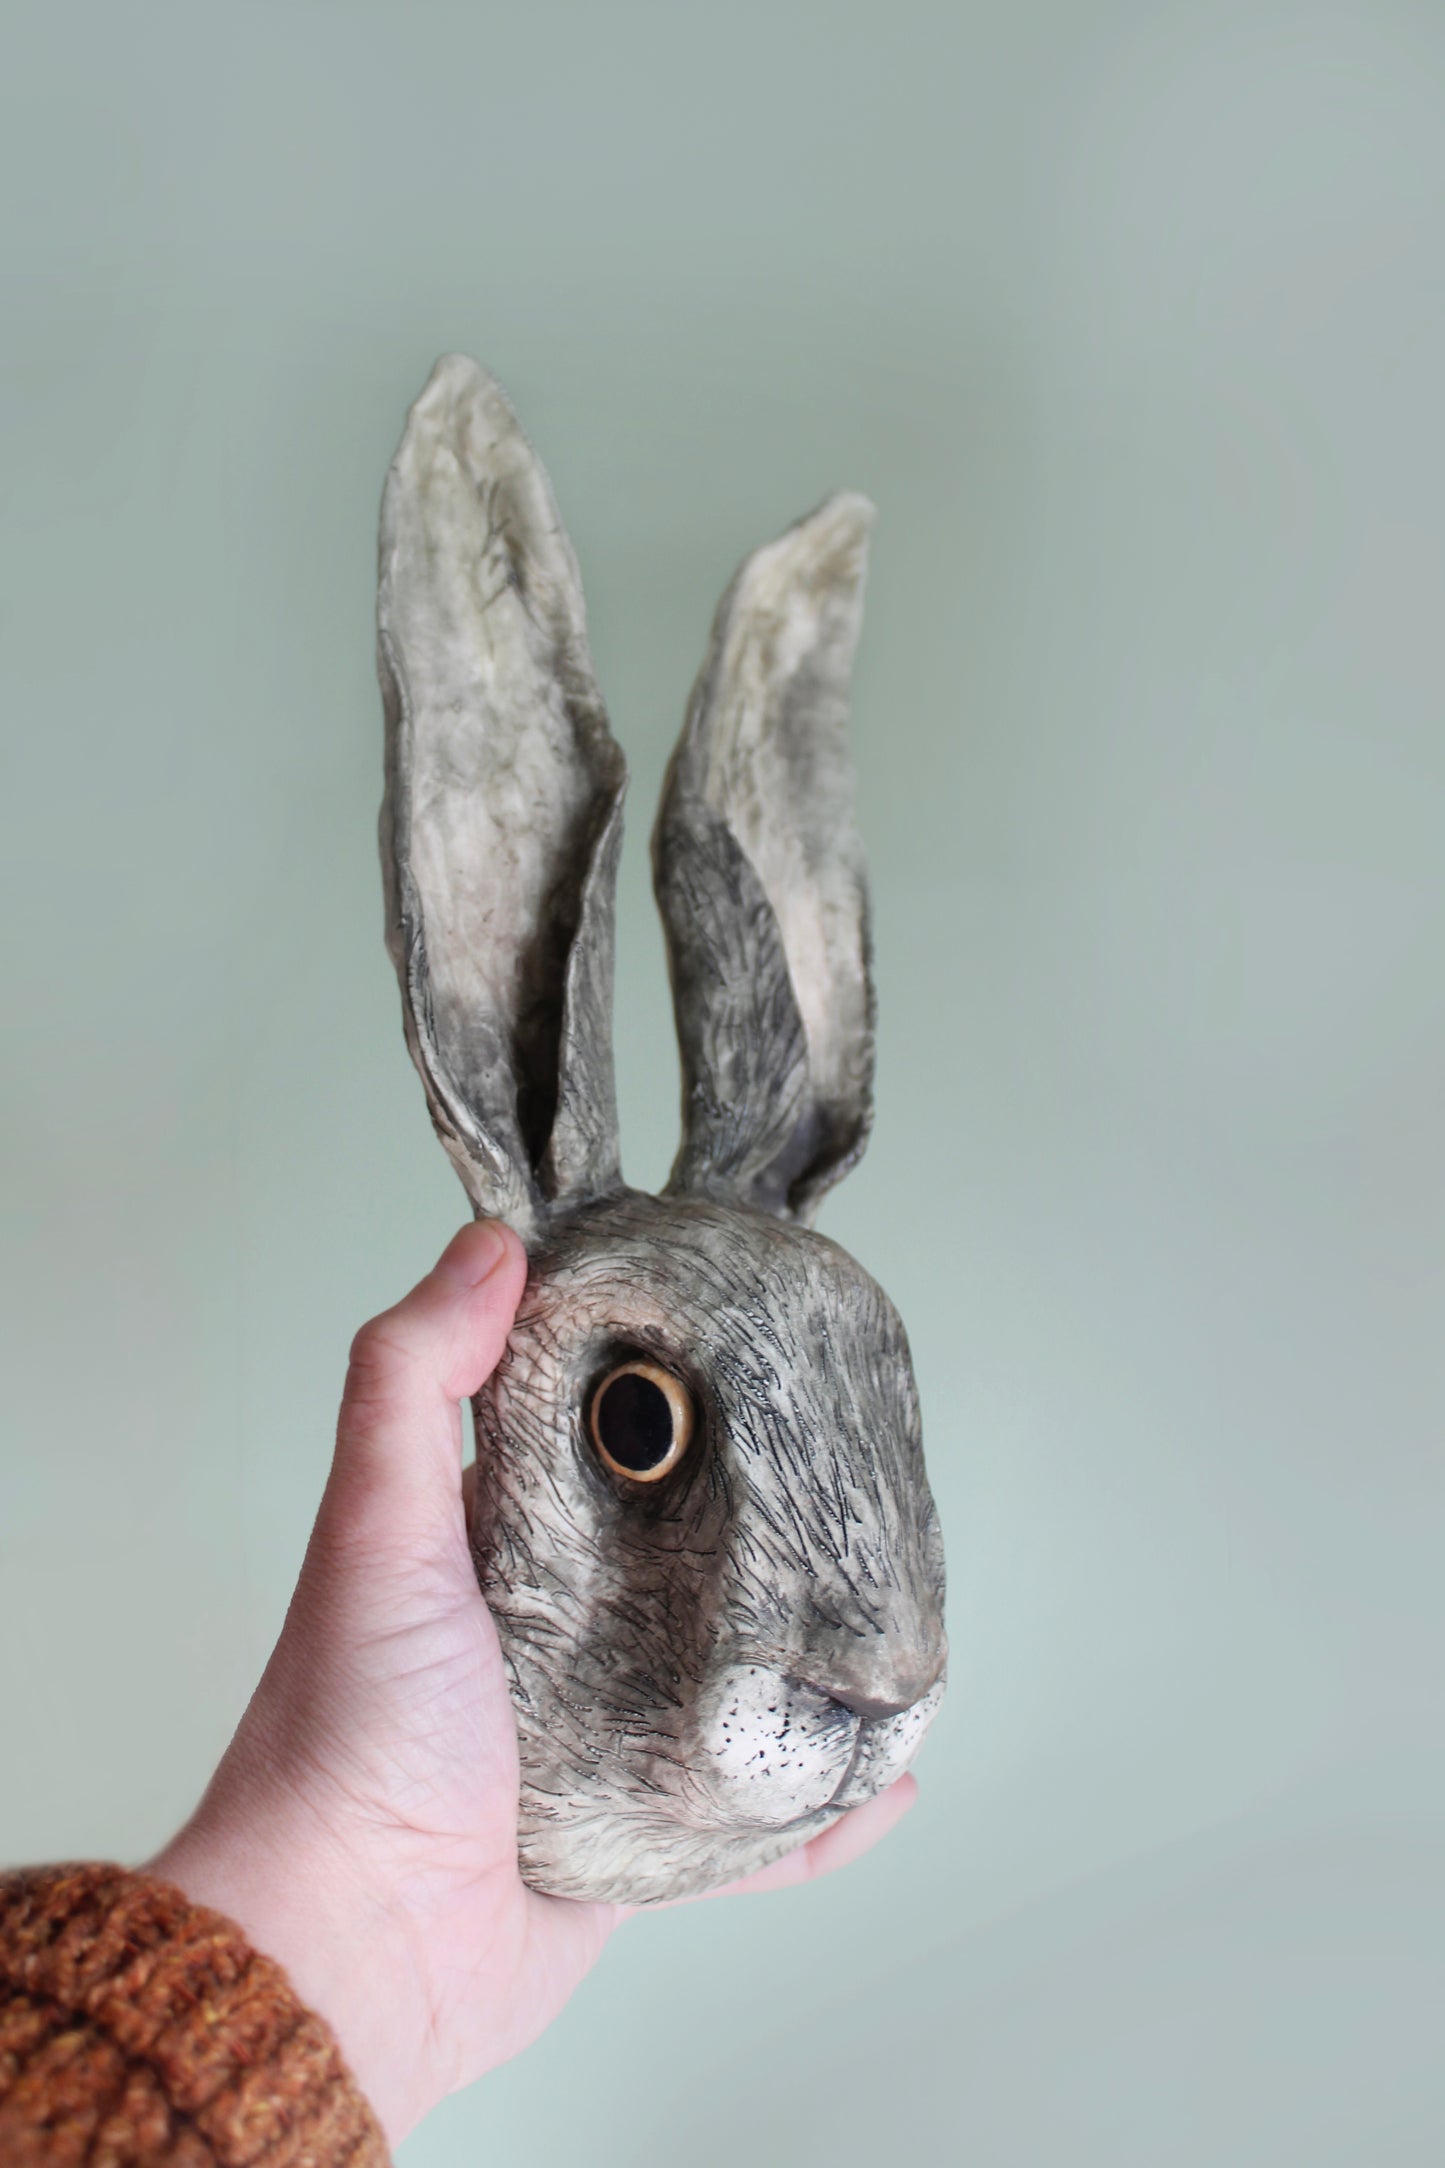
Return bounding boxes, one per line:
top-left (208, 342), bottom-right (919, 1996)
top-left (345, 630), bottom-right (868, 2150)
top-left (588, 1360), bottom-right (695, 1482)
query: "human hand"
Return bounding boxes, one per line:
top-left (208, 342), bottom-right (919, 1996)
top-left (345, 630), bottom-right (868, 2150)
top-left (150, 1222), bottom-right (917, 2144)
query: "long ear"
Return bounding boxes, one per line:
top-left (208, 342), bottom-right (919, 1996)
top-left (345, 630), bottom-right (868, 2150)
top-left (652, 493), bottom-right (875, 1224)
top-left (377, 354), bottom-right (626, 1241)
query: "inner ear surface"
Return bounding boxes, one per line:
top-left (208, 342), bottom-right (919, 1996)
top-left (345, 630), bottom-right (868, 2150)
top-left (650, 492), bottom-right (877, 1222)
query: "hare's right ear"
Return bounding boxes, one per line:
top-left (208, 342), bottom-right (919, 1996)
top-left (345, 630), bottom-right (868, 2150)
top-left (653, 494), bottom-right (876, 1225)
top-left (377, 356), bottom-right (626, 1241)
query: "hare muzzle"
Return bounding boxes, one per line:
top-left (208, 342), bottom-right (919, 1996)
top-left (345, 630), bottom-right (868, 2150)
top-left (693, 1662), bottom-right (947, 1831)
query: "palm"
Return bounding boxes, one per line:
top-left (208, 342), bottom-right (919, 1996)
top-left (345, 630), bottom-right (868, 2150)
top-left (299, 1438), bottom-right (620, 2095)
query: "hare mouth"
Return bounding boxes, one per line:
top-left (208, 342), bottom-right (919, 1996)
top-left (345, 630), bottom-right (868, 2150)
top-left (814, 1726), bottom-right (865, 1814)
top-left (827, 1675), bottom-right (946, 1814)
top-left (822, 1706), bottom-right (904, 1809)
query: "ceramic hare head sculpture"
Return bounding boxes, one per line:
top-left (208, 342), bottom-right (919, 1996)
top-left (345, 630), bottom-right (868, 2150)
top-left (377, 354), bottom-right (946, 1904)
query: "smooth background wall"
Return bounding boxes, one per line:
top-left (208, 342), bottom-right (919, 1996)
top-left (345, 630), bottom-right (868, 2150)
top-left (5, 2), bottom-right (1444, 2161)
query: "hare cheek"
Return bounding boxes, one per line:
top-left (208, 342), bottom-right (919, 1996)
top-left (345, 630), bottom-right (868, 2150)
top-left (695, 1665), bottom-right (858, 1828)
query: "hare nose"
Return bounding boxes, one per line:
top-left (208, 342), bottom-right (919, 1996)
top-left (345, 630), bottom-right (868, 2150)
top-left (820, 1686), bottom-right (917, 1723)
top-left (796, 1647), bottom-right (946, 1724)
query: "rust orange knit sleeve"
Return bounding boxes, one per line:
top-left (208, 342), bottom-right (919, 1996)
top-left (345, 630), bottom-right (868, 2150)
top-left (0, 1865), bottom-right (390, 2167)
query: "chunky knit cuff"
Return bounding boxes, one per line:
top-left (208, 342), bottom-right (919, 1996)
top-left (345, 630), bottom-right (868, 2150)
top-left (0, 1864), bottom-right (390, 2167)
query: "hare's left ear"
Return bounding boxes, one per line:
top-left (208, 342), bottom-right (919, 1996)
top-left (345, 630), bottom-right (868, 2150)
top-left (652, 494), bottom-right (875, 1224)
top-left (378, 356), bottom-right (626, 1241)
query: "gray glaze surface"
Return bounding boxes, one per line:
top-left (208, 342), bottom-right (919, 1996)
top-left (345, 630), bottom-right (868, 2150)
top-left (377, 355), bottom-right (946, 1902)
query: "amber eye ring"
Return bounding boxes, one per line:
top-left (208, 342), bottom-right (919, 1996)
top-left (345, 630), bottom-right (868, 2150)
top-left (588, 1359), bottom-right (695, 1483)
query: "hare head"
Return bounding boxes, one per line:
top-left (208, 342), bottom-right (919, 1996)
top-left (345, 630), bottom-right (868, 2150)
top-left (377, 355), bottom-right (946, 1904)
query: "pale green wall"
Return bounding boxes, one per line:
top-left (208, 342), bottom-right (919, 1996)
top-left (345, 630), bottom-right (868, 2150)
top-left (5, 3), bottom-right (1445, 2161)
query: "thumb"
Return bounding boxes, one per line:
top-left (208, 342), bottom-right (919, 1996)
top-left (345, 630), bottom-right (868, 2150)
top-left (328, 1220), bottom-right (528, 1541)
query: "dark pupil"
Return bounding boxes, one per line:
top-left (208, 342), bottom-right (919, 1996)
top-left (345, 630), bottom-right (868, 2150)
top-left (596, 1373), bottom-right (676, 1472)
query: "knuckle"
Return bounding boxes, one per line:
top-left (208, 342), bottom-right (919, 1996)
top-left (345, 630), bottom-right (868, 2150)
top-left (341, 1315), bottom-right (420, 1420)
top-left (346, 1313), bottom-right (412, 1378)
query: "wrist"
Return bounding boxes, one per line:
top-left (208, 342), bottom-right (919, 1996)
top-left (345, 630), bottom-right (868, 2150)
top-left (150, 1792), bottom-right (437, 2144)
